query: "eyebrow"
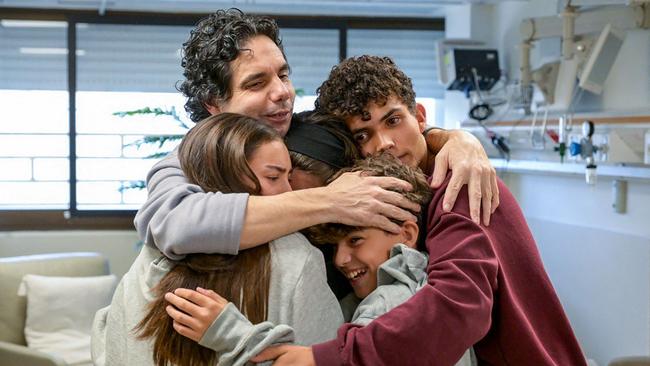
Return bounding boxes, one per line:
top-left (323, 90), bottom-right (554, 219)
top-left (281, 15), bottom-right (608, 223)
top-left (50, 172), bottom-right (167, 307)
top-left (265, 164), bottom-right (288, 173)
top-left (350, 107), bottom-right (401, 134)
top-left (379, 107), bottom-right (401, 122)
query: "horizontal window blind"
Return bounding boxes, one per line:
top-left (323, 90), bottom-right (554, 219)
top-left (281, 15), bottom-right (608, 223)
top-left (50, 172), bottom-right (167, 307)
top-left (347, 29), bottom-right (444, 98)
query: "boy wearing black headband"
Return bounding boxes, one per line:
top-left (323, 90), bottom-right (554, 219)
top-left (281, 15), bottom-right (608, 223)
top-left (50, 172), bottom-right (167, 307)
top-left (284, 111), bottom-right (360, 190)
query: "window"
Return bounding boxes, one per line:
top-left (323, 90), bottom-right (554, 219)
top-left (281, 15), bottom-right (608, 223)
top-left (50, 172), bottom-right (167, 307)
top-left (281, 28), bottom-right (340, 112)
top-left (348, 29), bottom-right (444, 122)
top-left (74, 23), bottom-right (192, 211)
top-left (0, 20), bottom-right (70, 209)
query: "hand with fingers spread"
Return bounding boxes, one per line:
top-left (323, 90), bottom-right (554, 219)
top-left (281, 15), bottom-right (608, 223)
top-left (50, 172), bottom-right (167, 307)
top-left (251, 345), bottom-right (315, 366)
top-left (428, 130), bottom-right (499, 226)
top-left (164, 287), bottom-right (228, 342)
top-left (324, 171), bottom-right (420, 234)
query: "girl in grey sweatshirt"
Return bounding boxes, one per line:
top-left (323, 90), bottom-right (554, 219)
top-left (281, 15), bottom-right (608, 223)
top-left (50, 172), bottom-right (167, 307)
top-left (91, 113), bottom-right (342, 366)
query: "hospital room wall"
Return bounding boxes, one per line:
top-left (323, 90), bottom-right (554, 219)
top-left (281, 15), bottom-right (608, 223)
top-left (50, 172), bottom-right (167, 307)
top-left (443, 2), bottom-right (650, 365)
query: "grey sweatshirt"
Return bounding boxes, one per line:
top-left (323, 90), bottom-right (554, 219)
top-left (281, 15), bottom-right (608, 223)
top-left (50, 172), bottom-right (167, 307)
top-left (344, 244), bottom-right (475, 366)
top-left (208, 243), bottom-right (474, 366)
top-left (134, 151), bottom-right (248, 259)
top-left (91, 232), bottom-right (343, 366)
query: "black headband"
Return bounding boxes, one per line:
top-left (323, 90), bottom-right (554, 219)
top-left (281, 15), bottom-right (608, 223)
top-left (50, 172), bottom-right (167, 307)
top-left (285, 122), bottom-right (347, 169)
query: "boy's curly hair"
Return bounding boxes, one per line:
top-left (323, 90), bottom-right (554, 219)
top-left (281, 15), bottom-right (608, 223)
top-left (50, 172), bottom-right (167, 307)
top-left (306, 152), bottom-right (431, 246)
top-left (315, 55), bottom-right (416, 121)
top-left (179, 8), bottom-right (285, 122)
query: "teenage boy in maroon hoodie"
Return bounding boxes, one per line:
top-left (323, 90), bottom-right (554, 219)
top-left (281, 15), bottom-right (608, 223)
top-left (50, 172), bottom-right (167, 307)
top-left (252, 55), bottom-right (588, 366)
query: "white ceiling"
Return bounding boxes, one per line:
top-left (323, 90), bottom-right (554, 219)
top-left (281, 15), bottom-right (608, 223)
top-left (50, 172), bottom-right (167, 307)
top-left (0, 0), bottom-right (529, 18)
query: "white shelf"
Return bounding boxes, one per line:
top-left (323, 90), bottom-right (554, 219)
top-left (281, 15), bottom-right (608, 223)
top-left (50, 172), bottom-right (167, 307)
top-left (491, 159), bottom-right (650, 181)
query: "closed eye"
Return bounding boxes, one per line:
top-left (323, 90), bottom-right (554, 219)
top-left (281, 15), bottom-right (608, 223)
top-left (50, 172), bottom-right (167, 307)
top-left (247, 80), bottom-right (265, 89)
top-left (349, 236), bottom-right (364, 246)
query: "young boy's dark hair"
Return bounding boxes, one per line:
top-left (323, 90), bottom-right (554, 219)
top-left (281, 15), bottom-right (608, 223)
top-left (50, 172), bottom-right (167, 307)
top-left (306, 152), bottom-right (431, 247)
top-left (315, 55), bottom-right (416, 121)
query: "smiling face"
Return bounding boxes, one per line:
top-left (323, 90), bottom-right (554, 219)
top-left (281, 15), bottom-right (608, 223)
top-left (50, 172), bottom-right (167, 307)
top-left (333, 221), bottom-right (418, 299)
top-left (247, 139), bottom-right (292, 195)
top-left (207, 35), bottom-right (295, 137)
top-left (345, 96), bottom-right (428, 171)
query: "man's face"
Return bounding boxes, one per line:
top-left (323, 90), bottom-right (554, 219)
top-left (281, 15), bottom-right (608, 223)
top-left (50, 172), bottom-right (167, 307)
top-left (345, 96), bottom-right (427, 170)
top-left (333, 223), bottom-right (416, 299)
top-left (209, 35), bottom-right (295, 137)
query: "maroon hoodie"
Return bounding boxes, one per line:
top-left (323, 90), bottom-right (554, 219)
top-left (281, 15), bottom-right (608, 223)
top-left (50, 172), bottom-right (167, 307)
top-left (312, 176), bottom-right (587, 366)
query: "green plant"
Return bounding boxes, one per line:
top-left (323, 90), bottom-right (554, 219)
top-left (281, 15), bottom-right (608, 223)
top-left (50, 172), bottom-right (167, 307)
top-left (114, 89), bottom-right (307, 192)
top-left (113, 106), bottom-right (191, 191)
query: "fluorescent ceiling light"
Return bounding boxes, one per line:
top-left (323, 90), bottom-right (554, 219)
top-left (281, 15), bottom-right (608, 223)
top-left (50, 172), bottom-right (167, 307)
top-left (19, 48), bottom-right (86, 56)
top-left (1, 20), bottom-right (68, 28)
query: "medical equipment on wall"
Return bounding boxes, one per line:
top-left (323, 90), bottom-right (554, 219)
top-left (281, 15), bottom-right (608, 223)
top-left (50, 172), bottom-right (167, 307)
top-left (569, 120), bottom-right (608, 184)
top-left (515, 3), bottom-right (649, 168)
top-left (438, 43), bottom-right (510, 159)
top-left (517, 3), bottom-right (649, 114)
top-left (443, 48), bottom-right (501, 95)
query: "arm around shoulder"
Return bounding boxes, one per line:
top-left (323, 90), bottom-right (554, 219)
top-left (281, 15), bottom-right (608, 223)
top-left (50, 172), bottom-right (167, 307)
top-left (134, 151), bottom-right (249, 259)
top-left (312, 212), bottom-right (498, 366)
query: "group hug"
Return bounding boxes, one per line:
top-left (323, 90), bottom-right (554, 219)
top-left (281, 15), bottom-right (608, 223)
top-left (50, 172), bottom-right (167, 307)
top-left (91, 8), bottom-right (588, 366)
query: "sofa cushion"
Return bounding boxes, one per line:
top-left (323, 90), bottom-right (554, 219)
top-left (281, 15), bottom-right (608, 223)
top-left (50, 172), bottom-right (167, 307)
top-left (18, 274), bottom-right (117, 366)
top-left (0, 252), bottom-right (108, 345)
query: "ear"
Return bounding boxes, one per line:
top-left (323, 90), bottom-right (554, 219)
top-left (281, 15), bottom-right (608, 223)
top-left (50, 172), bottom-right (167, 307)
top-left (400, 220), bottom-right (420, 249)
top-left (204, 101), bottom-right (221, 116)
top-left (415, 103), bottom-right (427, 133)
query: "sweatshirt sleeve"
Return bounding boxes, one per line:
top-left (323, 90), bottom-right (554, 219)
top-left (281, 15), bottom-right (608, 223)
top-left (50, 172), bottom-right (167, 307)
top-left (133, 151), bottom-right (249, 260)
top-left (312, 212), bottom-right (499, 366)
top-left (199, 303), bottom-right (295, 366)
top-left (288, 249), bottom-right (343, 345)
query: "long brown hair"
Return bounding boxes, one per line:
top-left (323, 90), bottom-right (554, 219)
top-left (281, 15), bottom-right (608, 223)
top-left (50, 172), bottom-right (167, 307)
top-left (134, 113), bottom-right (282, 366)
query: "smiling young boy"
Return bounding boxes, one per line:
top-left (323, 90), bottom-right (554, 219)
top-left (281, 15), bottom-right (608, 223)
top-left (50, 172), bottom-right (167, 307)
top-left (307, 152), bottom-right (433, 323)
top-left (306, 153), bottom-right (474, 366)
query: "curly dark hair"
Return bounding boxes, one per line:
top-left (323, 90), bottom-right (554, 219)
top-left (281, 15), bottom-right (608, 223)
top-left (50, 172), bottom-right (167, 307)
top-left (178, 8), bottom-right (285, 122)
top-left (306, 152), bottom-right (431, 246)
top-left (315, 55), bottom-right (416, 121)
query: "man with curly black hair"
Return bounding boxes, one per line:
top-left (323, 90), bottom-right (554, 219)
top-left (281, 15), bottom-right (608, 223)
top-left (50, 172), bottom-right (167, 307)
top-left (178, 9), bottom-right (292, 135)
top-left (134, 9), bottom-right (498, 274)
top-left (252, 55), bottom-right (587, 366)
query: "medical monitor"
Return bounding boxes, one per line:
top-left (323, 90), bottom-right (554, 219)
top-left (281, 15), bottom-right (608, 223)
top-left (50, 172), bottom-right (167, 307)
top-left (445, 48), bottom-right (501, 92)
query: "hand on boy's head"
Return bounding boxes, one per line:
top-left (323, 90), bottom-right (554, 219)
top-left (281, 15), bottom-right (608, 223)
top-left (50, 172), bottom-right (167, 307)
top-left (429, 130), bottom-right (499, 226)
top-left (324, 171), bottom-right (419, 235)
top-left (164, 287), bottom-right (228, 343)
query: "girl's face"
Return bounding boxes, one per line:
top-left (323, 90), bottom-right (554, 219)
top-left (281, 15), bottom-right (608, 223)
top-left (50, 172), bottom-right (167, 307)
top-left (247, 139), bottom-right (293, 195)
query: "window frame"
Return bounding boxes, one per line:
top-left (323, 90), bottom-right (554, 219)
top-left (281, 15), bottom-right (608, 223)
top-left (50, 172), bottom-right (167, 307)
top-left (0, 7), bottom-right (443, 230)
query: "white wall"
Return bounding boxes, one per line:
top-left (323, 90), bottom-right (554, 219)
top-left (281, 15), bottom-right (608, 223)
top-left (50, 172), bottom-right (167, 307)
top-left (503, 172), bottom-right (650, 366)
top-left (445, 1), bottom-right (650, 365)
top-left (0, 230), bottom-right (141, 278)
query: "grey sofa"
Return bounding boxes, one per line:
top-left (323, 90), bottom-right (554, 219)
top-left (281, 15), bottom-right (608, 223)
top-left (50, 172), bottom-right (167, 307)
top-left (0, 252), bottom-right (109, 366)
